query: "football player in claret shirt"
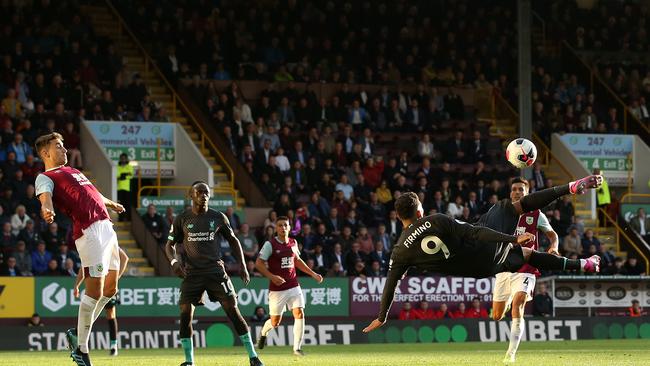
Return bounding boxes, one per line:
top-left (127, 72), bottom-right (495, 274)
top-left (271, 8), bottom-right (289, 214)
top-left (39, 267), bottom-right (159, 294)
top-left (34, 133), bottom-right (125, 366)
top-left (490, 177), bottom-right (559, 364)
top-left (255, 216), bottom-right (323, 356)
top-left (165, 181), bottom-right (263, 366)
top-left (363, 176), bottom-right (603, 335)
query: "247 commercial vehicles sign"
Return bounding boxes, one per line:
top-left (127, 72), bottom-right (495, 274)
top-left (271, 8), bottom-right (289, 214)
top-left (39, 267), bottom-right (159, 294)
top-left (560, 133), bottom-right (634, 186)
top-left (85, 121), bottom-right (176, 178)
top-left (35, 277), bottom-right (348, 317)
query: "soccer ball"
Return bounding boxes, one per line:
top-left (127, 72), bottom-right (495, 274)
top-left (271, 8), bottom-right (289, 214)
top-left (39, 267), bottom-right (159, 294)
top-left (506, 138), bottom-right (537, 168)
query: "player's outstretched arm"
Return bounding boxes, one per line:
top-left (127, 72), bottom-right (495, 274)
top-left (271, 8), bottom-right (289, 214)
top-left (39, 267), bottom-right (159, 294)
top-left (219, 213), bottom-right (250, 285)
top-left (363, 262), bottom-right (408, 333)
top-left (37, 192), bottom-right (56, 224)
top-left (100, 193), bottom-right (125, 214)
top-left (545, 230), bottom-right (560, 256)
top-left (512, 175), bottom-right (603, 215)
top-left (443, 215), bottom-right (519, 244)
top-left (294, 256), bottom-right (323, 283)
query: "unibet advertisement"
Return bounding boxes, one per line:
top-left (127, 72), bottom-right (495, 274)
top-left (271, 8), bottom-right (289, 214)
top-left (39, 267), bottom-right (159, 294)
top-left (35, 277), bottom-right (348, 317)
top-left (3, 318), bottom-right (649, 350)
top-left (560, 133), bottom-right (634, 186)
top-left (85, 121), bottom-right (176, 178)
top-left (350, 276), bottom-right (494, 317)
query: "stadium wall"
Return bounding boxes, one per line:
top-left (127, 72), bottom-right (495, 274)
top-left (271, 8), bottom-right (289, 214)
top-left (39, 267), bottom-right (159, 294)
top-left (80, 122), bottom-right (118, 201)
top-left (551, 133), bottom-right (596, 218)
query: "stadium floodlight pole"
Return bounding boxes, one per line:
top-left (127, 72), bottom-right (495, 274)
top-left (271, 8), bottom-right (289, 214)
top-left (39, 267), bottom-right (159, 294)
top-left (518, 0), bottom-right (533, 179)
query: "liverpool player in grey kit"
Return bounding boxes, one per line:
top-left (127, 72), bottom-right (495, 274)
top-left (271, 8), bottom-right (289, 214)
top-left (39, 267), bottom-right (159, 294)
top-left (165, 181), bottom-right (263, 366)
top-left (363, 175), bottom-right (603, 334)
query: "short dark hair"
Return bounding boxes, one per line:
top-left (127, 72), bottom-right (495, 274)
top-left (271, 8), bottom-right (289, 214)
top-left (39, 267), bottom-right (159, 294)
top-left (276, 216), bottom-right (290, 223)
top-left (34, 132), bottom-right (63, 158)
top-left (395, 192), bottom-right (419, 221)
top-left (511, 177), bottom-right (529, 189)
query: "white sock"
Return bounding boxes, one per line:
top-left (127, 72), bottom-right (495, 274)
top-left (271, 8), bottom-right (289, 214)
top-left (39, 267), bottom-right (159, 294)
top-left (92, 296), bottom-right (112, 322)
top-left (78, 295), bottom-right (99, 353)
top-left (506, 317), bottom-right (524, 356)
top-left (293, 318), bottom-right (305, 351)
top-left (261, 319), bottom-right (274, 337)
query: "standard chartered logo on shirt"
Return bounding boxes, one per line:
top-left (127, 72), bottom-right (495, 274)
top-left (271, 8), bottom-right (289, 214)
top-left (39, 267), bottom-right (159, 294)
top-left (187, 231), bottom-right (215, 242)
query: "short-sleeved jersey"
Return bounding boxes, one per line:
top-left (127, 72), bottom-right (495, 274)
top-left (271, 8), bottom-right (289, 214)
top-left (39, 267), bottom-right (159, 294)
top-left (378, 213), bottom-right (518, 321)
top-left (35, 166), bottom-right (110, 240)
top-left (168, 208), bottom-right (232, 275)
top-left (259, 237), bottom-right (301, 291)
top-left (515, 210), bottom-right (553, 276)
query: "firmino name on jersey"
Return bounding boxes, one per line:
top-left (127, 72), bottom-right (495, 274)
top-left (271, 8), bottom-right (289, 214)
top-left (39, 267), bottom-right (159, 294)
top-left (403, 221), bottom-right (432, 248)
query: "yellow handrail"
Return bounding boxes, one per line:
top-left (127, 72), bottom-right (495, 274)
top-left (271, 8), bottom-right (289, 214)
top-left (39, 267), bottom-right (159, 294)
top-left (599, 208), bottom-right (650, 275)
top-left (562, 40), bottom-right (650, 136)
top-left (137, 185), bottom-right (238, 209)
top-left (620, 193), bottom-right (650, 203)
top-left (103, 0), bottom-right (235, 191)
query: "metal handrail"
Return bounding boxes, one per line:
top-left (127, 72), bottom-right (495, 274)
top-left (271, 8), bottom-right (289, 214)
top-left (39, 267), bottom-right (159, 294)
top-left (103, 0), bottom-right (235, 191)
top-left (137, 185), bottom-right (238, 209)
top-left (562, 40), bottom-right (650, 136)
top-left (620, 193), bottom-right (650, 203)
top-left (599, 208), bottom-right (650, 275)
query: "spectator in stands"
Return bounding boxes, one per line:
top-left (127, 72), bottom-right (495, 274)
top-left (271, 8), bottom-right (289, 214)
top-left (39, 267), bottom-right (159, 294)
top-left (446, 195), bottom-right (465, 219)
top-left (581, 229), bottom-right (602, 255)
top-left (0, 222), bottom-right (16, 253)
top-left (0, 256), bottom-right (21, 276)
top-left (417, 134), bottom-right (435, 161)
top-left (42, 258), bottom-right (64, 276)
top-left (533, 283), bottom-right (553, 317)
top-left (435, 303), bottom-right (455, 319)
top-left (465, 298), bottom-right (488, 318)
top-left (117, 154), bottom-right (134, 221)
top-left (237, 223), bottom-right (258, 261)
top-left (7, 133), bottom-right (32, 165)
top-left (453, 303), bottom-right (467, 318)
top-left (224, 207), bottom-right (241, 232)
top-left (563, 227), bottom-right (583, 257)
top-left (142, 204), bottom-right (166, 245)
top-left (12, 241), bottom-right (31, 276)
top-left (18, 220), bottom-right (39, 250)
top-left (10, 205), bottom-right (29, 236)
top-left (250, 306), bottom-right (269, 323)
top-left (467, 130), bottom-right (489, 163)
top-left (629, 208), bottom-right (650, 242)
top-left (2, 89), bottom-right (22, 118)
top-left (55, 243), bottom-right (79, 271)
top-left (63, 258), bottom-right (77, 277)
top-left (345, 243), bottom-right (366, 272)
top-left (399, 302), bottom-right (415, 320)
top-left (368, 242), bottom-right (389, 274)
top-left (412, 301), bottom-right (435, 320)
top-left (603, 257), bottom-right (627, 275)
top-left (356, 226), bottom-right (374, 254)
top-left (27, 313), bottom-right (44, 327)
top-left (42, 222), bottom-right (65, 252)
top-left (58, 122), bottom-right (82, 170)
top-left (629, 300), bottom-right (643, 317)
top-left (625, 257), bottom-right (645, 275)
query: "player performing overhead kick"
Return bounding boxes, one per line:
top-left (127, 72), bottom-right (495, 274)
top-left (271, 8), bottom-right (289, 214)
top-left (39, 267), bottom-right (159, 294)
top-left (363, 175), bottom-right (603, 334)
top-left (165, 181), bottom-right (263, 366)
top-left (35, 133), bottom-right (125, 366)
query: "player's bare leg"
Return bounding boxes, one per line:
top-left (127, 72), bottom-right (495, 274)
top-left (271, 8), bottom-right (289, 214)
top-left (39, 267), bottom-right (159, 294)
top-left (221, 297), bottom-right (264, 366)
top-left (504, 291), bottom-right (527, 363)
top-left (257, 315), bottom-right (282, 349)
top-left (179, 303), bottom-right (195, 366)
top-left (520, 247), bottom-right (600, 273)
top-left (291, 307), bottom-right (305, 356)
top-left (492, 301), bottom-right (508, 321)
top-left (106, 306), bottom-right (118, 356)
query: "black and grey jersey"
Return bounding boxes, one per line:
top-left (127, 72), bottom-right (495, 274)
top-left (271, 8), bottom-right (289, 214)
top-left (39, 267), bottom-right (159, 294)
top-left (476, 198), bottom-right (519, 233)
top-left (168, 208), bottom-right (233, 274)
top-left (378, 213), bottom-right (518, 321)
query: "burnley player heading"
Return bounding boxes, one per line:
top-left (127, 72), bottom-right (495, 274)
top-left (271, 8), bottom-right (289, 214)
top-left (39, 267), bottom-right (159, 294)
top-left (34, 133), bottom-right (125, 366)
top-left (363, 182), bottom-right (602, 333)
top-left (255, 216), bottom-right (323, 356)
top-left (165, 181), bottom-right (263, 366)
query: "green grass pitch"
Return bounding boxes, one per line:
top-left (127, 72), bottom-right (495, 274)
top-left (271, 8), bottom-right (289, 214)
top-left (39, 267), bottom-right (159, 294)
top-left (1, 340), bottom-right (648, 366)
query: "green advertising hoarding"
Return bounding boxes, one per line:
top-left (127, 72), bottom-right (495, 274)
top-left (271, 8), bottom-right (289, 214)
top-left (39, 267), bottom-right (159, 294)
top-left (35, 277), bottom-right (348, 318)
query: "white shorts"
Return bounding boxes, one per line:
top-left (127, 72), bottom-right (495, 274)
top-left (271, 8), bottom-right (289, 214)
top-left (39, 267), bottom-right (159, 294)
top-left (75, 220), bottom-right (120, 277)
top-left (268, 286), bottom-right (304, 316)
top-left (493, 272), bottom-right (536, 303)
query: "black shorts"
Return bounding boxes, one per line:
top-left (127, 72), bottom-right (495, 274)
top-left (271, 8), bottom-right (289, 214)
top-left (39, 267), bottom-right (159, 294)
top-left (180, 272), bottom-right (236, 306)
top-left (436, 242), bottom-right (526, 278)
